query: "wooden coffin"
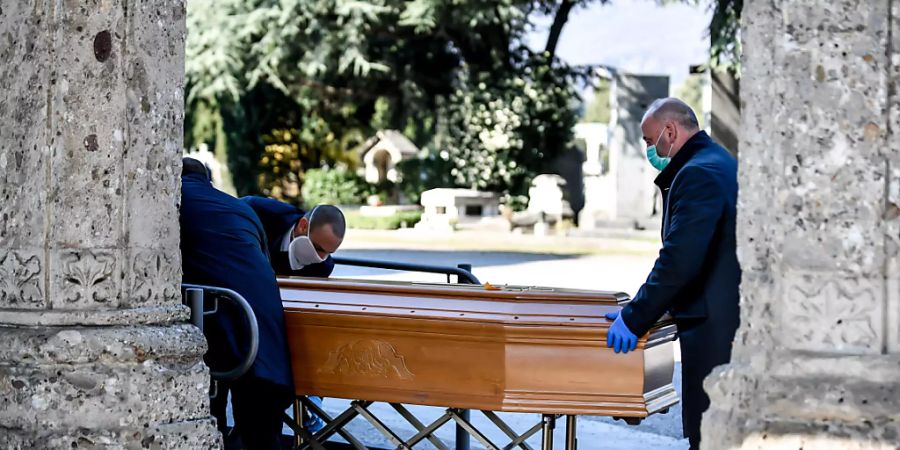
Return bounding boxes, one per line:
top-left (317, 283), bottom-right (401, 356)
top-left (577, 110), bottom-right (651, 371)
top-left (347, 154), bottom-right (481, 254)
top-left (280, 278), bottom-right (678, 419)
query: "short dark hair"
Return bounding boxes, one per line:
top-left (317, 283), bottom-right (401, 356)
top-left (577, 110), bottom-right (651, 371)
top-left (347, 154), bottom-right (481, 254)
top-left (305, 205), bottom-right (346, 239)
top-left (182, 157), bottom-right (211, 179)
top-left (644, 97), bottom-right (700, 131)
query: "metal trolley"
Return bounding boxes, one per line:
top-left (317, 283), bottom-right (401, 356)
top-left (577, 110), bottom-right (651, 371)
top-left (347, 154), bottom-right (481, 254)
top-left (184, 258), bottom-right (591, 450)
top-left (283, 257), bottom-right (581, 450)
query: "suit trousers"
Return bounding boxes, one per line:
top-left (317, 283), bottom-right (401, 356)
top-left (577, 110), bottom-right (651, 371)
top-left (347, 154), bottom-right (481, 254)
top-left (211, 376), bottom-right (293, 450)
top-left (677, 317), bottom-right (736, 450)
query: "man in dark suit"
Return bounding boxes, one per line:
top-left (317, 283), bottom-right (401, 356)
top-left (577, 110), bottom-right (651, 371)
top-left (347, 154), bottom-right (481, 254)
top-left (241, 195), bottom-right (345, 433)
top-left (241, 196), bottom-right (345, 278)
top-left (604, 98), bottom-right (740, 450)
top-left (180, 158), bottom-right (294, 449)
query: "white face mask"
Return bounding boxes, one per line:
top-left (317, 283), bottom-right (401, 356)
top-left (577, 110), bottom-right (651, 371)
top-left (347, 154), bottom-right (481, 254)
top-left (288, 206), bottom-right (324, 270)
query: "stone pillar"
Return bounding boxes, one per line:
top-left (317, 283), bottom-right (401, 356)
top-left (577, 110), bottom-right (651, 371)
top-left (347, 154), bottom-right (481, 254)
top-left (0, 1), bottom-right (220, 448)
top-left (703, 1), bottom-right (900, 448)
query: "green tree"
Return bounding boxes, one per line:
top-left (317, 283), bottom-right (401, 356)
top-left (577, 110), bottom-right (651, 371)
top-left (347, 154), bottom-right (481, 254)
top-left (708, 0), bottom-right (742, 74)
top-left (186, 0), bottom-right (598, 202)
top-left (185, 0), bottom-right (742, 203)
top-left (427, 60), bottom-right (582, 196)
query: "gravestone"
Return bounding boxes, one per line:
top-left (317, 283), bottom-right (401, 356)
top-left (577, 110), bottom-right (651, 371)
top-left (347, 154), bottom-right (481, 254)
top-left (416, 188), bottom-right (502, 232)
top-left (527, 174), bottom-right (573, 224)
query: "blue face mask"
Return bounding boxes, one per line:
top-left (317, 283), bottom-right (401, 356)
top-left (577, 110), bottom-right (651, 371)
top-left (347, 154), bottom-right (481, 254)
top-left (646, 127), bottom-right (672, 171)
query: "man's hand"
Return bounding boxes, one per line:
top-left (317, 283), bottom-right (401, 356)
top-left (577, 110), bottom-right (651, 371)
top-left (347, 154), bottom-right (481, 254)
top-left (605, 311), bottom-right (638, 354)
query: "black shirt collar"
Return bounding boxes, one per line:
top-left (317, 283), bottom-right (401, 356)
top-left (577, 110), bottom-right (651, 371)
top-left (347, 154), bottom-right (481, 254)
top-left (654, 130), bottom-right (712, 190)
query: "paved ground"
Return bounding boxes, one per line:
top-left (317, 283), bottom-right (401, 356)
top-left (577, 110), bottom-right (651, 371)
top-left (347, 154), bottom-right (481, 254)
top-left (233, 231), bottom-right (689, 449)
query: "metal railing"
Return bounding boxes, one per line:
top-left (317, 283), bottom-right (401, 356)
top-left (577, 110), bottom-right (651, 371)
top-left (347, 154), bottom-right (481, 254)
top-left (182, 283), bottom-right (260, 382)
top-left (332, 256), bottom-right (480, 285)
top-left (284, 398), bottom-right (578, 450)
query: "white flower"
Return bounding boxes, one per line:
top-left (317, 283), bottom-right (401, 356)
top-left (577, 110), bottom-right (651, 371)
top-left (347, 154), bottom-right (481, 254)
top-left (479, 128), bottom-right (512, 151)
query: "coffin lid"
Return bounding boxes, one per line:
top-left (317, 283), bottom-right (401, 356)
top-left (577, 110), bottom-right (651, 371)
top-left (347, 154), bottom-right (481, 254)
top-left (279, 277), bottom-right (645, 328)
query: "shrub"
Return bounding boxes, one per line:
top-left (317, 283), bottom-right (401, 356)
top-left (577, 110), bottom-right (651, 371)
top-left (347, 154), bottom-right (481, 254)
top-left (301, 167), bottom-right (371, 207)
top-left (344, 210), bottom-right (423, 230)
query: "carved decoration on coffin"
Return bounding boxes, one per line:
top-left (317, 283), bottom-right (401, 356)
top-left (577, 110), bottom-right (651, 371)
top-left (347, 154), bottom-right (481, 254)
top-left (0, 251), bottom-right (43, 306)
top-left (130, 250), bottom-right (179, 305)
top-left (783, 274), bottom-right (880, 353)
top-left (319, 340), bottom-right (415, 380)
top-left (60, 250), bottom-right (116, 305)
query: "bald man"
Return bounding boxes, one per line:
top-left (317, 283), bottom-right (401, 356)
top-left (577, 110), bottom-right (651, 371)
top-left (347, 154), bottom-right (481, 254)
top-left (604, 98), bottom-right (740, 449)
top-left (239, 196), bottom-right (346, 434)
top-left (241, 196), bottom-right (345, 278)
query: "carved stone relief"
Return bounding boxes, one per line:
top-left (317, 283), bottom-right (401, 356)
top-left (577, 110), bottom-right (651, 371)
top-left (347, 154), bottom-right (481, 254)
top-left (887, 259), bottom-right (900, 354)
top-left (884, 166), bottom-right (900, 353)
top-left (0, 250), bottom-right (44, 308)
top-left (782, 272), bottom-right (882, 354)
top-left (54, 250), bottom-right (118, 308)
top-left (128, 250), bottom-right (179, 306)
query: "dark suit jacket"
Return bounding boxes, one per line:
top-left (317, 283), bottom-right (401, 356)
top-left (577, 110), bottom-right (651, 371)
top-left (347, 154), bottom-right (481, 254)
top-left (240, 196), bottom-right (335, 278)
top-left (619, 131), bottom-right (740, 440)
top-left (180, 173), bottom-right (293, 390)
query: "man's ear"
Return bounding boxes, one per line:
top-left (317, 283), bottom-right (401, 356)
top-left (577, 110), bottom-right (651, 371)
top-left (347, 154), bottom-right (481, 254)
top-left (672, 122), bottom-right (683, 143)
top-left (665, 122), bottom-right (675, 141)
top-left (294, 217), bottom-right (309, 237)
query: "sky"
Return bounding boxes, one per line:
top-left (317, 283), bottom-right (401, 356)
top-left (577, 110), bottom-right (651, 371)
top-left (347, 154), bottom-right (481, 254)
top-left (526, 0), bottom-right (713, 95)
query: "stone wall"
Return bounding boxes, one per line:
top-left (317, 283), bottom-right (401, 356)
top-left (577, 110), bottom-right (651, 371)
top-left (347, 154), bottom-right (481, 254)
top-left (0, 1), bottom-right (220, 447)
top-left (703, 1), bottom-right (900, 448)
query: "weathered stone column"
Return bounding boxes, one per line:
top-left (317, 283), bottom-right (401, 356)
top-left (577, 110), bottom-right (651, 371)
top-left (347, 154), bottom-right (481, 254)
top-left (703, 1), bottom-right (900, 448)
top-left (0, 1), bottom-right (220, 448)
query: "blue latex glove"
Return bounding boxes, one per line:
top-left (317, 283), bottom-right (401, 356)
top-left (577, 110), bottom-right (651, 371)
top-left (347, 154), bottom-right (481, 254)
top-left (304, 396), bottom-right (326, 433)
top-left (605, 311), bottom-right (638, 353)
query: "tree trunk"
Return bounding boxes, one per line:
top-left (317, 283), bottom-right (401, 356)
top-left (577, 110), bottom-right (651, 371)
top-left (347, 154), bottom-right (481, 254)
top-left (545, 0), bottom-right (576, 59)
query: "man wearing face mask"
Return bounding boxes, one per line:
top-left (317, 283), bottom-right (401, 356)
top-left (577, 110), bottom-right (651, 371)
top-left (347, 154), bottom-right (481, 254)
top-left (240, 196), bottom-right (345, 434)
top-left (604, 98), bottom-right (740, 450)
top-left (241, 197), bottom-right (345, 279)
